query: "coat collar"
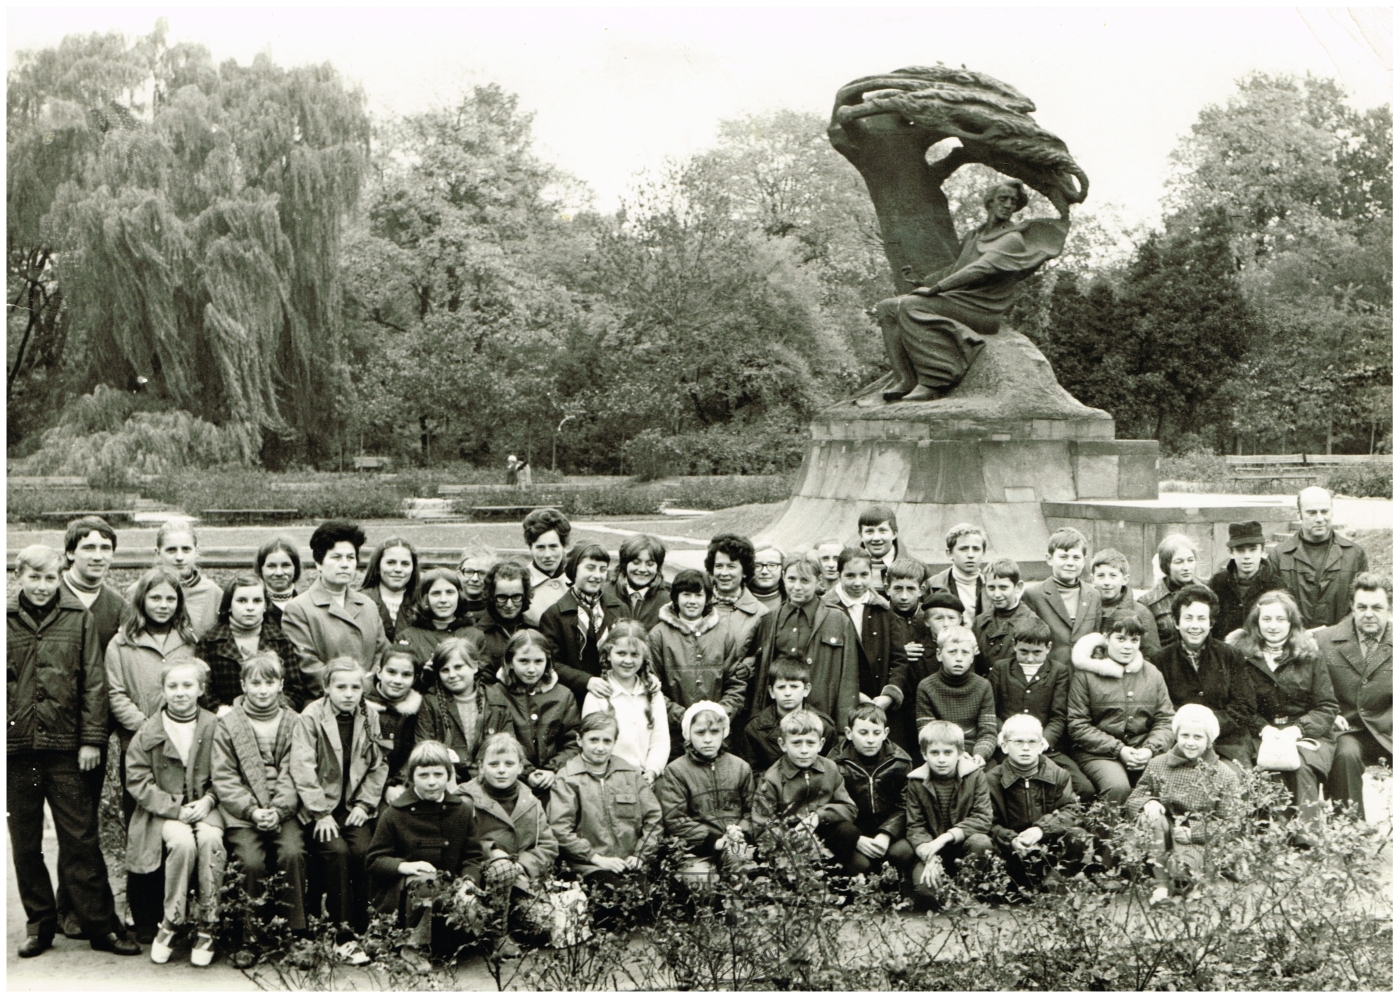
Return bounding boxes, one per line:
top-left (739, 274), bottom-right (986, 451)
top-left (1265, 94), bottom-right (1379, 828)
top-left (465, 778), bottom-right (534, 824)
top-left (303, 695), bottom-right (362, 762)
top-left (559, 753), bottom-right (636, 779)
top-left (832, 737), bottom-right (911, 769)
top-left (1333, 618), bottom-right (1391, 676)
top-left (1164, 744), bottom-right (1220, 768)
top-left (713, 587), bottom-right (763, 617)
top-left (308, 578), bottom-right (372, 624)
top-left (658, 604), bottom-right (720, 636)
top-left (1279, 529), bottom-right (1354, 564)
top-left (391, 786), bottom-right (463, 810)
top-left (496, 665), bottom-right (559, 694)
top-left (775, 754), bottom-right (825, 780)
top-left (820, 588), bottom-right (891, 612)
top-left (995, 756), bottom-right (1062, 788)
top-left (366, 687), bottom-right (423, 716)
top-left (8, 586), bottom-right (86, 626)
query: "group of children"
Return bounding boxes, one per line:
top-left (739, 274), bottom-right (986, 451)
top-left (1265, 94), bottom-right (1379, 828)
top-left (8, 505), bottom-right (1285, 968)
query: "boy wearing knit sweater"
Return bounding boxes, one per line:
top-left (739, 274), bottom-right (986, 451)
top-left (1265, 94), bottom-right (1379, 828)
top-left (903, 721), bottom-right (994, 909)
top-left (914, 626), bottom-right (998, 768)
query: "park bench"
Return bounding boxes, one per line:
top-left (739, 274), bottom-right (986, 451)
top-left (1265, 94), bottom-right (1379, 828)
top-left (1223, 453), bottom-right (1386, 490)
top-left (9, 476), bottom-right (89, 489)
top-left (200, 508), bottom-right (301, 525)
top-left (38, 509), bottom-right (134, 524)
top-left (469, 504), bottom-right (544, 520)
top-left (353, 455), bottom-right (392, 471)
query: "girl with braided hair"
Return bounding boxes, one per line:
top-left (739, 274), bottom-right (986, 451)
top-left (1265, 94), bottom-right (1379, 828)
top-left (582, 620), bottom-right (670, 783)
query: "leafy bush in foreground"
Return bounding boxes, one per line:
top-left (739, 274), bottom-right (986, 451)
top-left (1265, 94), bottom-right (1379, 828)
top-left (227, 770), bottom-right (1390, 992)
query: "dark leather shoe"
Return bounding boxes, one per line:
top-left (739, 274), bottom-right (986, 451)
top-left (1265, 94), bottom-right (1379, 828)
top-left (91, 931), bottom-right (141, 956)
top-left (18, 934), bottom-right (53, 958)
top-left (59, 915), bottom-right (87, 940)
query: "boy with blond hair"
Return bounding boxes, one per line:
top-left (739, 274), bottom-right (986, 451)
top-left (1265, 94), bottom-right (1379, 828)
top-left (753, 709), bottom-right (860, 871)
top-left (914, 626), bottom-right (998, 766)
top-left (903, 721), bottom-right (993, 909)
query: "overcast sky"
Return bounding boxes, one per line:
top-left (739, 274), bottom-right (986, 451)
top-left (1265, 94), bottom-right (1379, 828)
top-left (7, 6), bottom-right (1393, 229)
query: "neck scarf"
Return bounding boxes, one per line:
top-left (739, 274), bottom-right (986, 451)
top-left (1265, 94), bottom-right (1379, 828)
top-left (573, 588), bottom-right (605, 636)
top-left (19, 591), bottom-right (57, 625)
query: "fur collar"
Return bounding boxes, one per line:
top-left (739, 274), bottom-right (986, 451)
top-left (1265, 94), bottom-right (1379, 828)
top-left (658, 604), bottom-right (721, 637)
top-left (1072, 632), bottom-right (1143, 678)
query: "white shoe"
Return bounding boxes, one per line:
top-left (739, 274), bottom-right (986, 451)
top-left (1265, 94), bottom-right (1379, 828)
top-left (335, 940), bottom-right (370, 966)
top-left (190, 931), bottom-right (215, 967)
top-left (150, 922), bottom-right (178, 964)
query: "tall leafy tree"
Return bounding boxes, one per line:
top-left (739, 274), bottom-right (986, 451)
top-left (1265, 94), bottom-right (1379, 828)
top-left (9, 23), bottom-right (369, 466)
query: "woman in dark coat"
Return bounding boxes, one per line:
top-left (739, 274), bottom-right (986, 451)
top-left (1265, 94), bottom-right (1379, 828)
top-left (1228, 590), bottom-right (1337, 840)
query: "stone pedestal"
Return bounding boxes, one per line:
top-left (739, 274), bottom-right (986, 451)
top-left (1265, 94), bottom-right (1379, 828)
top-left (762, 330), bottom-right (1162, 578)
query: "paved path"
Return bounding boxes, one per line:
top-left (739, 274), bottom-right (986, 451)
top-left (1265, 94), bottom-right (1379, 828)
top-left (1156, 493), bottom-right (1393, 530)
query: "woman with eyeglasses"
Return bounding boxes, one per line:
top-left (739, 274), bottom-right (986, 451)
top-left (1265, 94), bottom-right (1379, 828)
top-left (457, 546), bottom-right (494, 625)
top-left (477, 562), bottom-right (537, 676)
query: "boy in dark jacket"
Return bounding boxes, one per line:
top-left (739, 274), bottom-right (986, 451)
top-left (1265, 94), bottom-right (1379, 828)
top-left (656, 701), bottom-right (756, 881)
top-left (903, 720), bottom-right (994, 909)
top-left (367, 739), bottom-right (485, 974)
top-left (829, 703), bottom-right (914, 876)
top-left (7, 545), bottom-right (137, 957)
top-left (1208, 521), bottom-right (1283, 640)
top-left (740, 657), bottom-right (836, 772)
top-left (985, 715), bottom-right (1087, 890)
top-left (753, 709), bottom-right (859, 871)
top-left (988, 618), bottom-right (1093, 798)
top-left (974, 558), bottom-right (1042, 673)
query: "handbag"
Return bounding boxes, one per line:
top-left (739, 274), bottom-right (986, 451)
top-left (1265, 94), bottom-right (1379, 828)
top-left (1256, 725), bottom-right (1300, 772)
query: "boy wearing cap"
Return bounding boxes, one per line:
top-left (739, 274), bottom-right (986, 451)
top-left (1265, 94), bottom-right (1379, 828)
top-left (1207, 521), bottom-right (1282, 640)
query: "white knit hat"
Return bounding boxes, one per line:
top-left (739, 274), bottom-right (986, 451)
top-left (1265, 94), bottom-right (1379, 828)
top-left (681, 700), bottom-right (730, 742)
top-left (1171, 703), bottom-right (1220, 743)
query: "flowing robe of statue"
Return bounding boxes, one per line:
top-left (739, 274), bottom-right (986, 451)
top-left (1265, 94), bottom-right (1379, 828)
top-left (879, 216), bottom-right (1067, 393)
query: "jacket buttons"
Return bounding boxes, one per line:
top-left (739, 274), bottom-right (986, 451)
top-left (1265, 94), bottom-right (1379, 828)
top-left (1126, 692), bottom-right (1133, 698)
top-left (530, 714), bottom-right (538, 721)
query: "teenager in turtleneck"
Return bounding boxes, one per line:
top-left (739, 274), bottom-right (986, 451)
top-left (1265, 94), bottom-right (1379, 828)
top-left (539, 544), bottom-right (625, 703)
top-left (197, 574), bottom-right (303, 713)
top-left (1088, 549), bottom-right (1160, 659)
top-left (1021, 528), bottom-right (1103, 671)
top-left (477, 562), bottom-right (535, 674)
top-left (256, 538), bottom-right (303, 627)
top-left (61, 516), bottom-right (126, 652)
top-left (1139, 534), bottom-right (1198, 651)
top-left (927, 525), bottom-right (987, 628)
top-left (747, 544), bottom-right (785, 613)
top-left (394, 568), bottom-right (483, 671)
top-left (126, 518), bottom-right (222, 641)
top-left (605, 535), bottom-right (671, 631)
top-left (457, 548), bottom-right (494, 625)
top-left (521, 509), bottom-right (572, 627)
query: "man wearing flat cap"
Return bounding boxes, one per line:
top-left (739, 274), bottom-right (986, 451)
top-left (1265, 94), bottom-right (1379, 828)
top-left (1208, 520), bottom-right (1284, 641)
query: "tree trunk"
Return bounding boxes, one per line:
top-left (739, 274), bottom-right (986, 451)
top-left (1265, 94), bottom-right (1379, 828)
top-left (1325, 416), bottom-right (1333, 455)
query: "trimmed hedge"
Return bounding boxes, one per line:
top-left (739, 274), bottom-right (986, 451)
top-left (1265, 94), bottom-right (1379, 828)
top-left (452, 476), bottom-right (792, 517)
top-left (7, 487), bottom-right (135, 524)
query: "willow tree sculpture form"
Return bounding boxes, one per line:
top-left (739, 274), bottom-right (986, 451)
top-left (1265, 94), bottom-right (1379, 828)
top-left (828, 66), bottom-right (1089, 401)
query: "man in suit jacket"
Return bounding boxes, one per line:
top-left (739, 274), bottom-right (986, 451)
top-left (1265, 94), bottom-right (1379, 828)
top-left (1320, 575), bottom-right (1392, 820)
top-left (1276, 487), bottom-right (1370, 629)
top-left (1020, 528), bottom-right (1102, 670)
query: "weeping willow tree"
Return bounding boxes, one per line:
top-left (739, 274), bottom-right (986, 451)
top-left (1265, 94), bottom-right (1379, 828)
top-left (10, 23), bottom-right (369, 466)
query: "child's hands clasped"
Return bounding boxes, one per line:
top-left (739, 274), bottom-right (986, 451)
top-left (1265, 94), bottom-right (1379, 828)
top-left (1012, 826), bottom-right (1044, 852)
top-left (179, 796), bottom-right (214, 824)
top-left (855, 833), bottom-right (890, 859)
top-left (251, 807), bottom-right (280, 831)
top-left (527, 769), bottom-right (556, 790)
top-left (1119, 745), bottom-right (1152, 770)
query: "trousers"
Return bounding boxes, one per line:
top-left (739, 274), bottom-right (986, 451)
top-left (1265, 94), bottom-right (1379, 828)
top-left (7, 752), bottom-right (117, 936)
top-left (160, 819), bottom-right (226, 925)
